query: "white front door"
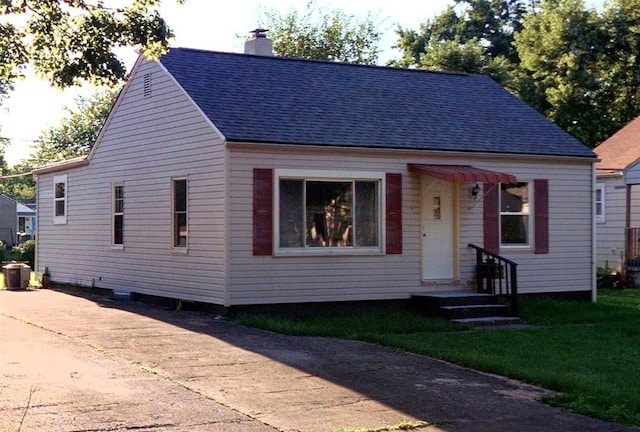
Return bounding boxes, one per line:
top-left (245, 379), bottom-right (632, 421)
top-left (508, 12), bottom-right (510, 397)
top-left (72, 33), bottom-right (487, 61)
top-left (421, 177), bottom-right (456, 280)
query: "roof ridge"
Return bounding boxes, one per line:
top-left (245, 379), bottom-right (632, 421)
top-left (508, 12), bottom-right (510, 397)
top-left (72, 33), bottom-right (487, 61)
top-left (166, 46), bottom-right (472, 78)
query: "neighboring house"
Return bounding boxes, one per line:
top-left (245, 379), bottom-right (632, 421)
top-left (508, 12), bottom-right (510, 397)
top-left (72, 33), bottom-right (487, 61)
top-left (33, 34), bottom-right (597, 310)
top-left (0, 195), bottom-right (16, 246)
top-left (0, 195), bottom-right (35, 246)
top-left (17, 201), bottom-right (36, 242)
top-left (594, 116), bottom-right (640, 271)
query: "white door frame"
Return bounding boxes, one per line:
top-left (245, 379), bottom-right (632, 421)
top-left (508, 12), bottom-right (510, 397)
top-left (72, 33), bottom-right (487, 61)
top-left (420, 177), bottom-right (459, 281)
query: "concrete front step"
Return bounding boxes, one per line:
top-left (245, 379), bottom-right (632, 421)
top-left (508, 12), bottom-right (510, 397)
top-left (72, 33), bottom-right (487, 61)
top-left (413, 292), bottom-right (500, 308)
top-left (452, 316), bottom-right (522, 325)
top-left (440, 304), bottom-right (510, 320)
top-left (411, 291), bottom-right (517, 321)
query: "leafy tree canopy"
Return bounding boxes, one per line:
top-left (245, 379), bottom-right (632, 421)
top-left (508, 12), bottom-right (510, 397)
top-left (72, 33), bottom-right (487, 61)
top-left (30, 86), bottom-right (120, 166)
top-left (393, 0), bottom-right (640, 148)
top-left (0, 0), bottom-right (182, 99)
top-left (259, 0), bottom-right (383, 64)
top-left (0, 161), bottom-right (36, 201)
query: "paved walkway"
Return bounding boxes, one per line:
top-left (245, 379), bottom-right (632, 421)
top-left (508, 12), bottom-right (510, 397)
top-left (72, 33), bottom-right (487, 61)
top-left (0, 289), bottom-right (637, 432)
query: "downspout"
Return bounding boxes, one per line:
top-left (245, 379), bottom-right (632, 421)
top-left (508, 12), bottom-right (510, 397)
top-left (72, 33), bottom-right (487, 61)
top-left (626, 184), bottom-right (631, 268)
top-left (592, 163), bottom-right (597, 303)
top-left (34, 174), bottom-right (39, 273)
top-left (223, 143), bottom-right (231, 309)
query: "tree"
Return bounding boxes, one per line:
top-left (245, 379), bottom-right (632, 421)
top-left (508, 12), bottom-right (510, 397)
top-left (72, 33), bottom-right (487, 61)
top-left (0, 0), bottom-right (182, 99)
top-left (0, 161), bottom-right (36, 201)
top-left (30, 86), bottom-right (120, 166)
top-left (598, 0), bottom-right (640, 133)
top-left (259, 1), bottom-right (382, 64)
top-left (393, 0), bottom-right (640, 148)
top-left (515, 0), bottom-right (612, 147)
top-left (393, 0), bottom-right (533, 89)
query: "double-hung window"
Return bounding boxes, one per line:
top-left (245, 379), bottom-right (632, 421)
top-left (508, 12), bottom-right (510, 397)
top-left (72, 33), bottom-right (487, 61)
top-left (173, 178), bottom-right (188, 248)
top-left (53, 174), bottom-right (68, 224)
top-left (276, 170), bottom-right (382, 253)
top-left (113, 184), bottom-right (124, 247)
top-left (500, 182), bottom-right (530, 247)
top-left (595, 183), bottom-right (605, 223)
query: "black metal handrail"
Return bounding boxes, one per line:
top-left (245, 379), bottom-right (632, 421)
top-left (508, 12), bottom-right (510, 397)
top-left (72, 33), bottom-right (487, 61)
top-left (468, 244), bottom-right (519, 316)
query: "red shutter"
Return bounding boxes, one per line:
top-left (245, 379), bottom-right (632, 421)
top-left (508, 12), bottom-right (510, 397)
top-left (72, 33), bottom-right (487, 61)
top-left (534, 179), bottom-right (549, 254)
top-left (386, 173), bottom-right (402, 254)
top-left (253, 168), bottom-right (273, 256)
top-left (483, 183), bottom-right (500, 254)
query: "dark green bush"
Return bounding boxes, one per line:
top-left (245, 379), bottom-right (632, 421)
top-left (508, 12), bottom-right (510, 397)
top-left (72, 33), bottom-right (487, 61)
top-left (15, 239), bottom-right (35, 268)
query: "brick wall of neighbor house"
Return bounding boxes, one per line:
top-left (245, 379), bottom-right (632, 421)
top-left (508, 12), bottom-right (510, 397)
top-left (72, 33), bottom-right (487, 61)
top-left (227, 144), bottom-right (594, 305)
top-left (35, 58), bottom-right (228, 304)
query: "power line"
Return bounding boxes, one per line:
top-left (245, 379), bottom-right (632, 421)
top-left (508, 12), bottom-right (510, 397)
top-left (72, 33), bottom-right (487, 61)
top-left (0, 171), bottom-right (33, 179)
top-left (0, 136), bottom-right (54, 144)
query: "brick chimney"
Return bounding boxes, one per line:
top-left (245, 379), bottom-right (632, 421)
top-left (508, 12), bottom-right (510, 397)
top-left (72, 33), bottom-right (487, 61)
top-left (244, 28), bottom-right (273, 56)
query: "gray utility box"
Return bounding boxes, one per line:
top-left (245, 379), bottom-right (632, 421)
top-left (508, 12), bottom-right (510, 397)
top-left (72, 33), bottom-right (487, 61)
top-left (3, 262), bottom-right (31, 290)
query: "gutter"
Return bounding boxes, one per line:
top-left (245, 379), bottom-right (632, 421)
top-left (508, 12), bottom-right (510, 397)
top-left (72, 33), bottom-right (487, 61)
top-left (32, 157), bottom-right (89, 177)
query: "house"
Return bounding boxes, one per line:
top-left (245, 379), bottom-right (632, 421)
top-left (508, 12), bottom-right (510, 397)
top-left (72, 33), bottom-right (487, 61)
top-left (33, 33), bottom-right (597, 311)
top-left (0, 194), bottom-right (17, 246)
top-left (594, 115), bottom-right (640, 272)
top-left (0, 195), bottom-right (35, 247)
top-left (16, 201), bottom-right (36, 243)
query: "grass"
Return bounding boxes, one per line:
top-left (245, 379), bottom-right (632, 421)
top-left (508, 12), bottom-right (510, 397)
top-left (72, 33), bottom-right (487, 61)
top-left (236, 289), bottom-right (640, 427)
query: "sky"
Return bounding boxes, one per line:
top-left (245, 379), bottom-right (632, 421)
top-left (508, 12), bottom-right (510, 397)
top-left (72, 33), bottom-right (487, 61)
top-left (0, 0), bottom-right (605, 167)
top-left (0, 0), bottom-right (453, 166)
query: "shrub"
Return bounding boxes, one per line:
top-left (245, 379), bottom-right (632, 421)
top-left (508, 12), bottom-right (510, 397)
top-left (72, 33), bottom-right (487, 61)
top-left (15, 239), bottom-right (35, 268)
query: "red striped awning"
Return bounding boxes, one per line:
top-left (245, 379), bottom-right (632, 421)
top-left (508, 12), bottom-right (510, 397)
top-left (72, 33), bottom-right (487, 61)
top-left (408, 164), bottom-right (516, 184)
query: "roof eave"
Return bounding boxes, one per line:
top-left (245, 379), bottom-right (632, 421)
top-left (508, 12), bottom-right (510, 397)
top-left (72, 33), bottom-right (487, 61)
top-left (32, 156), bottom-right (89, 176)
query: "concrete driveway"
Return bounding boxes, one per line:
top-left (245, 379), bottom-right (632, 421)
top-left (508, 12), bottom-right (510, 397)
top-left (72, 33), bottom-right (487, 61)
top-left (0, 289), bottom-right (637, 432)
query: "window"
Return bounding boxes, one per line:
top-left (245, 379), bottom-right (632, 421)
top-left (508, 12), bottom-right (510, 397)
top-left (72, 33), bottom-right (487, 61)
top-left (173, 178), bottom-right (188, 248)
top-left (595, 183), bottom-right (605, 223)
top-left (276, 171), bottom-right (381, 253)
top-left (53, 174), bottom-right (67, 224)
top-left (500, 182), bottom-right (530, 246)
top-left (113, 184), bottom-right (124, 247)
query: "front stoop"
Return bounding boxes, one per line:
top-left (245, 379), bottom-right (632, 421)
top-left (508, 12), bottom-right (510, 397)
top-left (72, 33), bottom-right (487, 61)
top-left (412, 292), bottom-right (520, 325)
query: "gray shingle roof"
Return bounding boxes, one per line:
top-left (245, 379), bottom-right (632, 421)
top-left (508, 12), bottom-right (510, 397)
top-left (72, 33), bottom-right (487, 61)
top-left (160, 48), bottom-right (594, 158)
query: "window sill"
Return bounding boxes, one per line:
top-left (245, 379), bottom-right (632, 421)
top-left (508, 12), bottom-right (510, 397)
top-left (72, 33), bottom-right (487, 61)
top-left (499, 245), bottom-right (532, 253)
top-left (171, 247), bottom-right (189, 255)
top-left (274, 248), bottom-right (384, 257)
top-left (111, 245), bottom-right (124, 252)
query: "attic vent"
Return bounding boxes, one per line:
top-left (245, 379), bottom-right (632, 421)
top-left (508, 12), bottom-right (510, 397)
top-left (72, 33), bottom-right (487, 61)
top-left (143, 73), bottom-right (152, 98)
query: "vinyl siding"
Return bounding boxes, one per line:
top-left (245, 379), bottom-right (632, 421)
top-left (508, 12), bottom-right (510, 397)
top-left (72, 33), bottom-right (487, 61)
top-left (35, 59), bottom-right (227, 304)
top-left (595, 175), bottom-right (640, 270)
top-left (228, 145), bottom-right (594, 305)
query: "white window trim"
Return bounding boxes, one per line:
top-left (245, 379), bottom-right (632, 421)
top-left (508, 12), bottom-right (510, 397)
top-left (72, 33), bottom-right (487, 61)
top-left (112, 182), bottom-right (124, 250)
top-left (273, 169), bottom-right (385, 256)
top-left (499, 181), bottom-right (533, 250)
top-left (172, 176), bottom-right (189, 252)
top-left (595, 183), bottom-right (605, 223)
top-left (53, 174), bottom-right (68, 225)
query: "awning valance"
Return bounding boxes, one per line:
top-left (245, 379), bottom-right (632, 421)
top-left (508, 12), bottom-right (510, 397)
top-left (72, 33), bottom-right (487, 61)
top-left (408, 164), bottom-right (516, 184)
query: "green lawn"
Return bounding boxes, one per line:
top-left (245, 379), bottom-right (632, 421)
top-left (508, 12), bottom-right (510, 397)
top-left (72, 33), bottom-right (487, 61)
top-left (237, 289), bottom-right (640, 427)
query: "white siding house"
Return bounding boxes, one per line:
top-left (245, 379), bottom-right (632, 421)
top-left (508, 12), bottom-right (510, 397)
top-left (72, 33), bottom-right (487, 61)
top-left (34, 38), bottom-right (597, 309)
top-left (594, 116), bottom-right (640, 272)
